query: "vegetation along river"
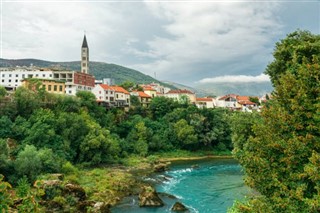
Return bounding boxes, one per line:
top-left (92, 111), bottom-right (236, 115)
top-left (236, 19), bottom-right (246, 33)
top-left (112, 158), bottom-right (249, 213)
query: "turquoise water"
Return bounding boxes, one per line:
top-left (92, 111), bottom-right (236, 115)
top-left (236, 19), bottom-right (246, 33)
top-left (112, 158), bottom-right (248, 213)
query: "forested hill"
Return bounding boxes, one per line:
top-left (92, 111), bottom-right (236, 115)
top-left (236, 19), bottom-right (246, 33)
top-left (0, 58), bottom-right (173, 87)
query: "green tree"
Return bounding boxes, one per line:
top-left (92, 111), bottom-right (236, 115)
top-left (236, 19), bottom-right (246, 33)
top-left (0, 86), bottom-right (6, 97)
top-left (232, 31), bottom-right (320, 212)
top-left (265, 30), bottom-right (320, 86)
top-left (15, 145), bottom-right (43, 183)
top-left (0, 174), bottom-right (12, 212)
top-left (174, 119), bottom-right (197, 150)
top-left (14, 87), bottom-right (42, 118)
top-left (149, 96), bottom-right (179, 119)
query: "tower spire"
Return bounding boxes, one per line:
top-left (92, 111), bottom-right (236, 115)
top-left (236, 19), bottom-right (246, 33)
top-left (81, 34), bottom-right (89, 74)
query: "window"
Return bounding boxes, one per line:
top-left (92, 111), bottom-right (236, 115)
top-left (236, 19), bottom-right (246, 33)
top-left (105, 91), bottom-right (108, 94)
top-left (106, 97), bottom-right (108, 100)
top-left (1, 80), bottom-right (4, 82)
top-left (59, 85), bottom-right (63, 91)
top-left (48, 85), bottom-right (52, 91)
top-left (99, 96), bottom-right (102, 100)
top-left (16, 74), bottom-right (18, 77)
top-left (43, 74), bottom-right (46, 77)
top-left (82, 63), bottom-right (86, 67)
top-left (82, 57), bottom-right (86, 60)
top-left (110, 91), bottom-right (113, 94)
top-left (15, 79), bottom-right (18, 82)
top-left (99, 91), bottom-right (101, 94)
top-left (9, 74), bottom-right (11, 77)
top-left (1, 74), bottom-right (4, 77)
top-left (116, 94), bottom-right (119, 98)
top-left (49, 74), bottom-right (52, 77)
top-left (8, 80), bottom-right (11, 82)
top-left (53, 85), bottom-right (57, 91)
top-left (69, 91), bottom-right (71, 94)
top-left (22, 74), bottom-right (25, 78)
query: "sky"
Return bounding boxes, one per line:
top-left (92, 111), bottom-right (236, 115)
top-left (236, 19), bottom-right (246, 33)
top-left (0, 0), bottom-right (319, 86)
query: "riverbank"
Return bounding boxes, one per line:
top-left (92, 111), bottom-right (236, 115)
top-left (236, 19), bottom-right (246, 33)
top-left (35, 150), bottom-right (234, 212)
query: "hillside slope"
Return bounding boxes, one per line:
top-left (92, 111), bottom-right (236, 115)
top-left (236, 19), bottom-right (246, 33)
top-left (0, 58), bottom-right (172, 87)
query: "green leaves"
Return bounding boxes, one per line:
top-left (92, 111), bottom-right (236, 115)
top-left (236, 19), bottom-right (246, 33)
top-left (232, 30), bottom-right (320, 212)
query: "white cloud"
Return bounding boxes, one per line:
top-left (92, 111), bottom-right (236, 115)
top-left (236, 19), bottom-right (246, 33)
top-left (131, 1), bottom-right (282, 82)
top-left (198, 73), bottom-right (270, 84)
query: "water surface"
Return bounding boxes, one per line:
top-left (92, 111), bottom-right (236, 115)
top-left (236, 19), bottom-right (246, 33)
top-left (112, 158), bottom-right (248, 213)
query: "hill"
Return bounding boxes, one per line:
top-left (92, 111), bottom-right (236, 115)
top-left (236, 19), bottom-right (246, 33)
top-left (194, 81), bottom-right (273, 97)
top-left (0, 58), bottom-right (174, 88)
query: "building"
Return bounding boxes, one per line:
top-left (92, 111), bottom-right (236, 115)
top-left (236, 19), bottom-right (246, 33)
top-left (196, 97), bottom-right (215, 108)
top-left (131, 91), bottom-right (152, 107)
top-left (92, 84), bottom-right (116, 107)
top-left (0, 35), bottom-right (95, 95)
top-left (81, 35), bottom-right (89, 74)
top-left (165, 89), bottom-right (196, 104)
top-left (142, 85), bottom-right (157, 98)
top-left (216, 94), bottom-right (238, 109)
top-left (110, 86), bottom-right (130, 107)
top-left (22, 78), bottom-right (66, 94)
top-left (0, 67), bottom-right (54, 90)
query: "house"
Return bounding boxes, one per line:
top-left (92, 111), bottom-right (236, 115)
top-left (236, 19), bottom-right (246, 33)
top-left (92, 84), bottom-right (116, 107)
top-left (237, 96), bottom-right (257, 112)
top-left (110, 86), bottom-right (130, 107)
top-left (142, 86), bottom-right (157, 98)
top-left (131, 91), bottom-right (152, 107)
top-left (196, 97), bottom-right (215, 108)
top-left (216, 94), bottom-right (239, 109)
top-left (22, 78), bottom-right (66, 95)
top-left (165, 89), bottom-right (196, 104)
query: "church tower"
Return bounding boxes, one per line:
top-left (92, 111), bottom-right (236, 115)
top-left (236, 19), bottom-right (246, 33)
top-left (81, 34), bottom-right (89, 74)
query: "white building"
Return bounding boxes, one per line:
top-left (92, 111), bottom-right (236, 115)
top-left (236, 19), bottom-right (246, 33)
top-left (92, 84), bottom-right (116, 107)
top-left (165, 89), bottom-right (196, 104)
top-left (0, 67), bottom-right (54, 89)
top-left (196, 97), bottom-right (215, 108)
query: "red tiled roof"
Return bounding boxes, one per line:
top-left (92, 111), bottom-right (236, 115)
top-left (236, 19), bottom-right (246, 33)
top-left (196, 98), bottom-right (213, 102)
top-left (110, 86), bottom-right (130, 94)
top-left (166, 89), bottom-right (194, 94)
top-left (137, 91), bottom-right (151, 98)
top-left (143, 86), bottom-right (156, 91)
top-left (218, 94), bottom-right (238, 100)
top-left (238, 100), bottom-right (256, 105)
top-left (237, 96), bottom-right (250, 101)
top-left (99, 84), bottom-right (113, 90)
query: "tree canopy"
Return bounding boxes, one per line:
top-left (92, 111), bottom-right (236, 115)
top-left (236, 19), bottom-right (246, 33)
top-left (231, 30), bottom-right (320, 212)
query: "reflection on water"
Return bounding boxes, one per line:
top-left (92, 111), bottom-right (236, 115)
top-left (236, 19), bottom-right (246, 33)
top-left (112, 158), bottom-right (249, 213)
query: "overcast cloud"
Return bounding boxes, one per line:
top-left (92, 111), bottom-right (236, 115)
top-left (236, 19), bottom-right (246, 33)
top-left (1, 1), bottom-right (319, 85)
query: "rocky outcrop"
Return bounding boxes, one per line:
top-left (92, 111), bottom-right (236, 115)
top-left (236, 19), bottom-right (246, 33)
top-left (138, 186), bottom-right (164, 207)
top-left (171, 202), bottom-right (189, 212)
top-left (153, 162), bottom-right (170, 172)
top-left (92, 202), bottom-right (111, 213)
top-left (63, 183), bottom-right (87, 202)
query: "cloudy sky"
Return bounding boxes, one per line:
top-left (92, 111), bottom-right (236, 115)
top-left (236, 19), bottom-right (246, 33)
top-left (1, 0), bottom-right (319, 86)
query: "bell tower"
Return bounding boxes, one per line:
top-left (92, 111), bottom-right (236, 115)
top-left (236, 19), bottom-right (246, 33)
top-left (81, 34), bottom-right (89, 74)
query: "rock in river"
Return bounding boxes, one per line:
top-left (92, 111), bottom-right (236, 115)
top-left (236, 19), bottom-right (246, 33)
top-left (138, 186), bottom-right (164, 207)
top-left (171, 201), bottom-right (189, 212)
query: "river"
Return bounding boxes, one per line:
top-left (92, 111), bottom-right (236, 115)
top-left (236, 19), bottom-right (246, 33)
top-left (111, 158), bottom-right (249, 213)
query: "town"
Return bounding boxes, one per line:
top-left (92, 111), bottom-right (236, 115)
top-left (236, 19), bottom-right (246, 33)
top-left (0, 35), bottom-right (269, 112)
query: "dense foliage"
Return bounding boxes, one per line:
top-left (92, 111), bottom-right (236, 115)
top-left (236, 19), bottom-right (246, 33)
top-left (0, 87), bottom-right (232, 185)
top-left (230, 30), bottom-right (320, 212)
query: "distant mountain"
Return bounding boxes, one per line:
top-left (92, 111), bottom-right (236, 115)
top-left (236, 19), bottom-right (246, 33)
top-left (0, 58), bottom-right (175, 89)
top-left (163, 81), bottom-right (212, 97)
top-left (194, 81), bottom-right (274, 97)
